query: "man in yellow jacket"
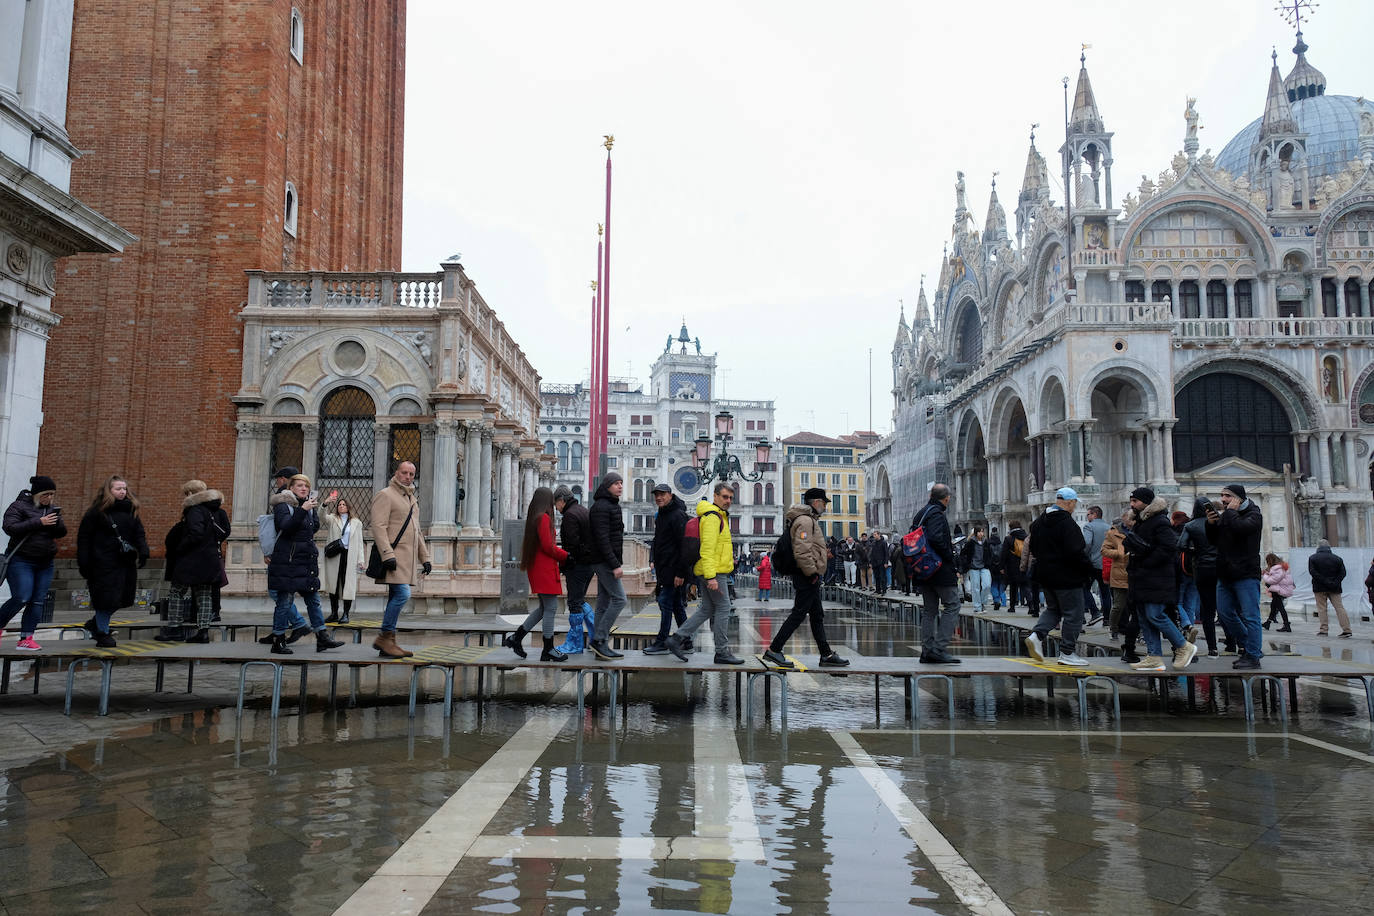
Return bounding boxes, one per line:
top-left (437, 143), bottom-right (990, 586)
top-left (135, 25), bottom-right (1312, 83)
top-left (666, 482), bottom-right (742, 664)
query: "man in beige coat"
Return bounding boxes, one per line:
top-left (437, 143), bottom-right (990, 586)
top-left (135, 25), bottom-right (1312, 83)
top-left (370, 461), bottom-right (431, 658)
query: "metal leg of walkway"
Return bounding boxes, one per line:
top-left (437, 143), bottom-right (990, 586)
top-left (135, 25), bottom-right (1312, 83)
top-left (1239, 674), bottom-right (1289, 722)
top-left (911, 673), bottom-right (955, 723)
top-left (236, 660), bottom-right (284, 718)
top-left (297, 665), bottom-right (309, 711)
top-left (745, 669), bottom-right (789, 728)
top-left (408, 664), bottom-right (455, 718)
top-left (1362, 676), bottom-right (1374, 722)
top-left (1075, 675), bottom-right (1121, 722)
top-left (64, 658), bottom-right (114, 716)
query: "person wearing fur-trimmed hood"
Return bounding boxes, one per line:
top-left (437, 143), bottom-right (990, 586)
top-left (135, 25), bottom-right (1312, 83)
top-left (267, 474), bottom-right (344, 655)
top-left (156, 480), bottom-right (228, 643)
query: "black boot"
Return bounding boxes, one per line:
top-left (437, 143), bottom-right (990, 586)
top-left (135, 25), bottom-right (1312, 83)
top-left (339, 607), bottom-right (351, 625)
top-left (316, 629), bottom-right (344, 652)
top-left (155, 626), bottom-right (185, 642)
top-left (184, 628), bottom-right (211, 644)
top-left (503, 625), bottom-right (528, 658)
top-left (270, 634), bottom-right (293, 655)
top-left (541, 636), bottom-right (567, 662)
top-left (326, 610), bottom-right (340, 623)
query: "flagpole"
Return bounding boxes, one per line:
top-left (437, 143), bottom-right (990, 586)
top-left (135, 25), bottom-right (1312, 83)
top-left (600, 136), bottom-right (614, 470)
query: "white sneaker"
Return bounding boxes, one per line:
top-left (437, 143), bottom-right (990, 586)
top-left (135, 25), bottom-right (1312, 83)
top-left (1057, 652), bottom-right (1089, 667)
top-left (1025, 633), bottom-right (1045, 662)
top-left (1130, 656), bottom-right (1166, 671)
top-left (1173, 642), bottom-right (1199, 669)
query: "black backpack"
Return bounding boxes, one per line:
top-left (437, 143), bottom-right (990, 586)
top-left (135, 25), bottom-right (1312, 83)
top-left (772, 523), bottom-right (799, 576)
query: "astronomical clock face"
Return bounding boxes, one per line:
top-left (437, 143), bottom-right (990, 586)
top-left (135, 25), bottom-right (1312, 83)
top-left (674, 466), bottom-right (703, 493)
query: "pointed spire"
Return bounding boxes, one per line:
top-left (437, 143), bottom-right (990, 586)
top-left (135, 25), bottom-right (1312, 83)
top-left (1259, 48), bottom-right (1300, 141)
top-left (894, 300), bottom-right (910, 348)
top-left (1021, 130), bottom-right (1045, 193)
top-left (984, 174), bottom-right (1007, 242)
top-left (1283, 31), bottom-right (1326, 102)
top-left (914, 279), bottom-right (931, 327)
top-left (1069, 52), bottom-right (1104, 134)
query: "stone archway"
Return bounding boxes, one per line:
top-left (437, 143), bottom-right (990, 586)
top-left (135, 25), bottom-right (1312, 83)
top-left (955, 410), bottom-right (988, 524)
top-left (1088, 375), bottom-right (1150, 495)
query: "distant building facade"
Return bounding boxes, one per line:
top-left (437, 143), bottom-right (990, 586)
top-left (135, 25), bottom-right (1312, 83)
top-left (781, 432), bottom-right (879, 539)
top-left (866, 32), bottom-right (1374, 553)
top-left (540, 324), bottom-right (783, 551)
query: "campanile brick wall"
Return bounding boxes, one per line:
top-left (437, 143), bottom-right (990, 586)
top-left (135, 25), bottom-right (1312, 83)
top-left (41, 0), bottom-right (405, 551)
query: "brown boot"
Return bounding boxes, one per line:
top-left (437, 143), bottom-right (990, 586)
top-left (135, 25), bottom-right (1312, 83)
top-left (373, 631), bottom-right (413, 659)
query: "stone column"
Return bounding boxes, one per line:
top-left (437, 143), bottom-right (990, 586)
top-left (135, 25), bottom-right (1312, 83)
top-left (1296, 433), bottom-right (1312, 478)
top-left (302, 422), bottom-right (320, 482)
top-left (1080, 420), bottom-right (1096, 482)
top-left (1161, 421), bottom-right (1177, 484)
top-left (1341, 432), bottom-right (1356, 490)
top-left (418, 423), bottom-right (436, 528)
top-left (231, 421), bottom-right (272, 526)
top-left (1359, 282), bottom-right (1370, 318)
top-left (521, 458), bottom-right (539, 511)
top-left (478, 424), bottom-right (494, 532)
top-left (1317, 432), bottom-right (1334, 488)
top-left (430, 419), bottom-right (461, 536)
top-left (1225, 281), bottom-right (1236, 319)
top-left (985, 449), bottom-right (1003, 505)
top-left (372, 423), bottom-right (390, 493)
top-left (462, 421), bottom-right (483, 532)
top-left (496, 443), bottom-right (512, 526)
top-left (1145, 422), bottom-right (1164, 484)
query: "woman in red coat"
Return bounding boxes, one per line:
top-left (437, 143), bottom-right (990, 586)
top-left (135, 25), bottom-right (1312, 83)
top-left (505, 487), bottom-right (570, 661)
top-left (757, 553), bottom-right (773, 602)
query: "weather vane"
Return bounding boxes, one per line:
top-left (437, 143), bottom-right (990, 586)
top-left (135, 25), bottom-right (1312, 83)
top-left (1030, 122), bottom-right (1038, 144)
top-left (1276, 0), bottom-right (1317, 33)
top-left (603, 134), bottom-right (615, 152)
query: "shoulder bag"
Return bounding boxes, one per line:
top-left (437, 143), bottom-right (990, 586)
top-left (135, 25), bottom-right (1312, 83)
top-left (365, 504), bottom-right (415, 581)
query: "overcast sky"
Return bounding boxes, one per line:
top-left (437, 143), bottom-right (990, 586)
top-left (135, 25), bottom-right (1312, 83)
top-left (401, 0), bottom-right (1373, 440)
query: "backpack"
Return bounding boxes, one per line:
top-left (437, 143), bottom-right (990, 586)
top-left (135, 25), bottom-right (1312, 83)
top-left (1011, 537), bottom-right (1024, 559)
top-left (1177, 528), bottom-right (1197, 578)
top-left (902, 506), bottom-right (944, 581)
top-left (256, 513), bottom-right (278, 558)
top-left (679, 512), bottom-right (723, 576)
top-left (772, 522), bottom-right (798, 576)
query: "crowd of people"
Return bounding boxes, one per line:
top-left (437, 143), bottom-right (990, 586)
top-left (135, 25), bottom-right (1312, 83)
top-left (3, 470), bottom-right (1371, 672)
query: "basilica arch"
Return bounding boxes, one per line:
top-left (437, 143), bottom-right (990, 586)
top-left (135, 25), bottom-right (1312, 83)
top-left (953, 408), bottom-right (988, 522)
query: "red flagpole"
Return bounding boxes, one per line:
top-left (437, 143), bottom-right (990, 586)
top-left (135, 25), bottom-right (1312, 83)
top-left (589, 234), bottom-right (603, 491)
top-left (600, 137), bottom-right (613, 464)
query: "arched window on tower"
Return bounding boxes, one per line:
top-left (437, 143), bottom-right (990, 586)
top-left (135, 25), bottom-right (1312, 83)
top-left (319, 385), bottom-right (377, 525)
top-left (765, 483), bottom-right (775, 505)
top-left (1179, 281), bottom-right (1200, 318)
top-left (557, 441), bottom-right (569, 471)
top-left (544, 440), bottom-right (555, 455)
top-left (571, 441), bottom-right (583, 471)
top-left (753, 482), bottom-right (763, 504)
top-left (283, 182), bottom-right (298, 237)
top-left (633, 479), bottom-right (644, 502)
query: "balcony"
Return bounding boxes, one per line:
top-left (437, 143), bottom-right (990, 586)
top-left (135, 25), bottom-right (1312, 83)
top-left (1071, 248), bottom-right (1122, 268)
top-left (248, 271), bottom-right (444, 309)
top-left (1173, 315), bottom-right (1374, 345)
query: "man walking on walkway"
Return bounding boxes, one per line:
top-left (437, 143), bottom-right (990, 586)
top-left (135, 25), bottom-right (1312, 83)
top-left (370, 461), bottom-right (430, 659)
top-left (1309, 539), bottom-right (1353, 638)
top-left (645, 483), bottom-right (688, 654)
top-left (1206, 484), bottom-right (1265, 669)
top-left (958, 525), bottom-right (992, 612)
top-left (1024, 487), bottom-right (1095, 667)
top-left (869, 531), bottom-right (890, 595)
top-left (667, 483), bottom-right (743, 664)
top-left (856, 532), bottom-right (871, 590)
top-left (587, 472), bottom-right (628, 660)
top-left (763, 487), bottom-right (850, 668)
top-left (911, 483), bottom-right (961, 664)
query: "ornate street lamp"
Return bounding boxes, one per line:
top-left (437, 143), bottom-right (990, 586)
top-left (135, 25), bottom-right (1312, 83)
top-left (687, 410), bottom-right (772, 486)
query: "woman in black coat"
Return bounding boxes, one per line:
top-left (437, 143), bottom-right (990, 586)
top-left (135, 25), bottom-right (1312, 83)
top-left (1, 474), bottom-right (67, 649)
top-left (266, 474), bottom-right (341, 655)
top-left (76, 475), bottom-right (149, 647)
top-left (157, 480), bottom-right (227, 643)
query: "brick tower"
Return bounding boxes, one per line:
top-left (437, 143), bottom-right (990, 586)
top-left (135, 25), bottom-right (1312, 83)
top-left (40, 0), bottom-right (405, 547)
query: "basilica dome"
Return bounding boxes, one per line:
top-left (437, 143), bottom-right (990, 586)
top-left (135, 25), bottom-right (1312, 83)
top-left (1215, 93), bottom-right (1374, 182)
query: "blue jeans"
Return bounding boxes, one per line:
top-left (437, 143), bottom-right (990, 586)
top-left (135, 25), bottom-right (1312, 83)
top-left (0, 556), bottom-right (55, 636)
top-left (1139, 602), bottom-right (1186, 656)
top-left (655, 582), bottom-right (687, 642)
top-left (273, 588), bottom-right (324, 635)
top-left (591, 563), bottom-right (628, 641)
top-left (966, 568), bottom-right (991, 609)
top-left (1216, 578), bottom-right (1263, 659)
top-left (268, 589), bottom-right (307, 630)
top-left (990, 578), bottom-right (1006, 607)
top-left (756, 587), bottom-right (770, 600)
top-left (1178, 577), bottom-right (1198, 626)
top-left (383, 583), bottom-right (410, 631)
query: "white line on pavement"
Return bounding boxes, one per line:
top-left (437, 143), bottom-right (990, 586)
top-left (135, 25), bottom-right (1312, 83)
top-left (831, 729), bottom-right (1015, 916)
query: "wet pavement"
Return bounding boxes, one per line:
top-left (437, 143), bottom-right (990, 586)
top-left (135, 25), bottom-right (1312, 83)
top-left (3, 596), bottom-right (1374, 914)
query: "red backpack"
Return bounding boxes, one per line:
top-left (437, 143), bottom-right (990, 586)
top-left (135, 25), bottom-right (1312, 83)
top-left (679, 512), bottom-right (724, 577)
top-left (902, 506), bottom-right (944, 581)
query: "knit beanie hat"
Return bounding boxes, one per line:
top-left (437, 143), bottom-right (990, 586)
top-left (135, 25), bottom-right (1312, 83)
top-left (1221, 483), bottom-right (1246, 501)
top-left (29, 475), bottom-right (56, 496)
top-left (1130, 486), bottom-right (1155, 504)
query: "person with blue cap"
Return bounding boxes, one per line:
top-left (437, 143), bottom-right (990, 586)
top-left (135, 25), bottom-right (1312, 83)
top-left (1024, 486), bottom-right (1097, 666)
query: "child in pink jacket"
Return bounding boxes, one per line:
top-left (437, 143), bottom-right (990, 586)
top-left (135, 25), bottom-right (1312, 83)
top-left (1262, 553), bottom-right (1294, 632)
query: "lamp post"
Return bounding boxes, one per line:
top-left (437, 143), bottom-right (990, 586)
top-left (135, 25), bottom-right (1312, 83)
top-left (688, 410), bottom-right (773, 486)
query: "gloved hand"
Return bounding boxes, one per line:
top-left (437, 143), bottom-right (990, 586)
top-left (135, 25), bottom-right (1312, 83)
top-left (422, 561), bottom-right (432, 576)
top-left (383, 557), bottom-right (398, 572)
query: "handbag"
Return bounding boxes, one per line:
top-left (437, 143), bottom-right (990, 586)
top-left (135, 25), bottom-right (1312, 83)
top-left (365, 504), bottom-right (415, 581)
top-left (104, 513), bottom-right (138, 555)
top-left (0, 535), bottom-right (32, 582)
top-left (324, 538), bottom-right (345, 558)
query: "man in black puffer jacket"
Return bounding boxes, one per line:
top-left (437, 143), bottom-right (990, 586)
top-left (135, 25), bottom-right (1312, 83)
top-left (587, 472), bottom-right (628, 659)
top-left (1180, 497), bottom-right (1229, 655)
top-left (1122, 487), bottom-right (1195, 671)
top-left (646, 484), bottom-right (688, 654)
top-left (911, 483), bottom-right (961, 664)
top-left (1308, 539), bottom-right (1351, 637)
top-left (1206, 483), bottom-right (1264, 668)
top-left (1025, 487), bottom-right (1098, 666)
top-left (555, 486), bottom-right (593, 610)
